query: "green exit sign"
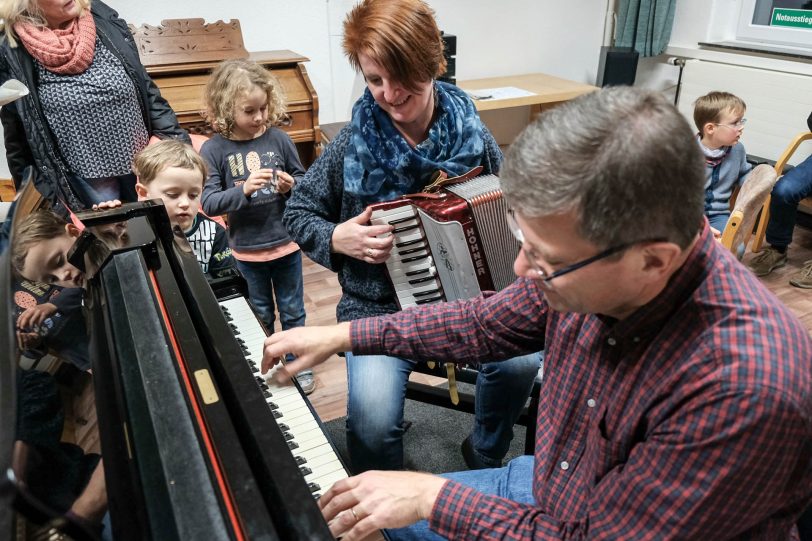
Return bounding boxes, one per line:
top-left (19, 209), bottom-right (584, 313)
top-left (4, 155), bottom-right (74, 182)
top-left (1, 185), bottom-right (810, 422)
top-left (771, 8), bottom-right (812, 29)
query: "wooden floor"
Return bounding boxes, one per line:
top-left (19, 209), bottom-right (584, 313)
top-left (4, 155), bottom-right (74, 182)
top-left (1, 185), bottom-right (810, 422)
top-left (305, 225), bottom-right (812, 423)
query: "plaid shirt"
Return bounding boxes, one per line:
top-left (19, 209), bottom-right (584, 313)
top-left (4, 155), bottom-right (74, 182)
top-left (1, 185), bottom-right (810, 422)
top-left (352, 225), bottom-right (812, 540)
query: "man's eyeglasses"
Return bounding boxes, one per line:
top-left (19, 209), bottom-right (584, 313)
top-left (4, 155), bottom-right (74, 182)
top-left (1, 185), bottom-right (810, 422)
top-left (714, 118), bottom-right (747, 130)
top-left (505, 208), bottom-right (665, 285)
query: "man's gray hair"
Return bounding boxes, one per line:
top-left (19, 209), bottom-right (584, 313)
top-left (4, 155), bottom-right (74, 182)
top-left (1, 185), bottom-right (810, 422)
top-left (500, 86), bottom-right (705, 249)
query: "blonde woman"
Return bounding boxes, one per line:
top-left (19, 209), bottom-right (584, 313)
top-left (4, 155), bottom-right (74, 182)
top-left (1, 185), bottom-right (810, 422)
top-left (0, 0), bottom-right (188, 211)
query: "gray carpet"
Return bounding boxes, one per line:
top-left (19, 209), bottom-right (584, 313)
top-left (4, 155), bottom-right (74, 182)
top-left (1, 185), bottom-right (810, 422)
top-left (324, 392), bottom-right (529, 474)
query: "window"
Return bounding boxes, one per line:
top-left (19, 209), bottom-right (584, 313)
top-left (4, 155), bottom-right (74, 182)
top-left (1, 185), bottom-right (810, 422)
top-left (737, 0), bottom-right (812, 48)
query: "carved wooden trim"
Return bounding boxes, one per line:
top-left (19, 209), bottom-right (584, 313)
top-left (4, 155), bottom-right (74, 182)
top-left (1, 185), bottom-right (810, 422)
top-left (128, 18), bottom-right (249, 67)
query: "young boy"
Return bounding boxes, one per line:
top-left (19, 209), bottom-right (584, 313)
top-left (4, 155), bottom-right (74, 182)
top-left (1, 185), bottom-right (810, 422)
top-left (133, 140), bottom-right (237, 281)
top-left (693, 91), bottom-right (753, 237)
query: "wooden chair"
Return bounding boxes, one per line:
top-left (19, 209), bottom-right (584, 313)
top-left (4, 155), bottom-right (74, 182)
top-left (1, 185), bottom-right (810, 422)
top-left (720, 164), bottom-right (777, 259)
top-left (751, 131), bottom-right (812, 252)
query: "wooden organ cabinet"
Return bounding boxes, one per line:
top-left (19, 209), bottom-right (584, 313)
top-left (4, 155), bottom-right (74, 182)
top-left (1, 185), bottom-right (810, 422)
top-left (129, 18), bottom-right (321, 165)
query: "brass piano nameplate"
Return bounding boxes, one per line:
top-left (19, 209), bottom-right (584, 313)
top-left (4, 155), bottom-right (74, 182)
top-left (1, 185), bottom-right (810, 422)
top-left (194, 369), bottom-right (220, 404)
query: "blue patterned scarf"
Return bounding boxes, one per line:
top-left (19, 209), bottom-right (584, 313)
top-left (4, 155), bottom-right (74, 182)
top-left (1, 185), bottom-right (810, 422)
top-left (344, 80), bottom-right (485, 203)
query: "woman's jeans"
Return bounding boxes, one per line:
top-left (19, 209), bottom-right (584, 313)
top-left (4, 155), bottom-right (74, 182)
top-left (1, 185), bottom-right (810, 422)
top-left (386, 455), bottom-right (536, 541)
top-left (235, 251), bottom-right (306, 332)
top-left (766, 154), bottom-right (812, 249)
top-left (345, 351), bottom-right (541, 473)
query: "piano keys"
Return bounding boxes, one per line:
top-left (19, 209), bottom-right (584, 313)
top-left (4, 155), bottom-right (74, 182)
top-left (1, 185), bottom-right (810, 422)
top-left (218, 295), bottom-right (348, 499)
top-left (74, 201), bottom-right (340, 540)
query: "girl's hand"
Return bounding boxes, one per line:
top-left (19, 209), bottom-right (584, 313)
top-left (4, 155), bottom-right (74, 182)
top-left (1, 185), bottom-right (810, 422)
top-left (17, 303), bottom-right (57, 330)
top-left (274, 170), bottom-right (295, 194)
top-left (243, 169), bottom-right (274, 196)
top-left (330, 207), bottom-right (394, 263)
top-left (92, 199), bottom-right (122, 210)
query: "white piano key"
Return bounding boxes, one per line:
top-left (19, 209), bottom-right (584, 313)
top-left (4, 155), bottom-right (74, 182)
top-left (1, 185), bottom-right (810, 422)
top-left (218, 296), bottom-right (349, 495)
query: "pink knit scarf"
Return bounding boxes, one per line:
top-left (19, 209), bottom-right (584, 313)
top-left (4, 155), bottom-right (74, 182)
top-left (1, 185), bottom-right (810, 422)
top-left (14, 10), bottom-right (96, 75)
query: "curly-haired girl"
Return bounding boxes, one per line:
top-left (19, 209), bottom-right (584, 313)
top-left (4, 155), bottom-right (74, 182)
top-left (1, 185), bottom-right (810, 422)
top-left (200, 59), bottom-right (314, 393)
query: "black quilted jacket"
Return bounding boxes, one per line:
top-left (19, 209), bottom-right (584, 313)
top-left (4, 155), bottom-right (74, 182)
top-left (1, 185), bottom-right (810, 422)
top-left (0, 0), bottom-right (189, 211)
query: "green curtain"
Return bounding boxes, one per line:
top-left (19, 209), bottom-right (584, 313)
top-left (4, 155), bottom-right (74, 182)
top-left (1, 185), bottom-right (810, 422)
top-left (616, 0), bottom-right (677, 57)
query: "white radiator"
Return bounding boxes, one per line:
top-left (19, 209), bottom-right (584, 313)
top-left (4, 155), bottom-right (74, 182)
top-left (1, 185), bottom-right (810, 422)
top-left (676, 59), bottom-right (812, 166)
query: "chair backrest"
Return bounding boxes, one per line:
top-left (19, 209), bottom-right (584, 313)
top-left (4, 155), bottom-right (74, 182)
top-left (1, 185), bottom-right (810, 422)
top-left (775, 132), bottom-right (812, 175)
top-left (720, 163), bottom-right (778, 259)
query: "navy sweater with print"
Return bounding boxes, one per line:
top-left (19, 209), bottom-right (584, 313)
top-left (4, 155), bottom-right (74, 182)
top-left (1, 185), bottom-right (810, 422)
top-left (200, 128), bottom-right (305, 251)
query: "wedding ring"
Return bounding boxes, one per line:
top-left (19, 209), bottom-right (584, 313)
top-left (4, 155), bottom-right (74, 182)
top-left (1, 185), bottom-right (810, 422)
top-left (366, 248), bottom-right (373, 257)
top-left (350, 507), bottom-right (359, 521)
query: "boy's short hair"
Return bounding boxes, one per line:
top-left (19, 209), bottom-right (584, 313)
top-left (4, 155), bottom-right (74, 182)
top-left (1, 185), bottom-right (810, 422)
top-left (11, 210), bottom-right (69, 275)
top-left (133, 140), bottom-right (207, 186)
top-left (693, 91), bottom-right (747, 134)
top-left (203, 59), bottom-right (287, 139)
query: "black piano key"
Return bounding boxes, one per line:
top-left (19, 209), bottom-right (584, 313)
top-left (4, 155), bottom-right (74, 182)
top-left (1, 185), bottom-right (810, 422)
top-left (395, 238), bottom-right (423, 248)
top-left (299, 466), bottom-right (312, 477)
top-left (263, 390), bottom-right (272, 398)
top-left (414, 288), bottom-right (441, 298)
top-left (272, 410), bottom-right (282, 419)
top-left (408, 275), bottom-right (436, 285)
top-left (307, 482), bottom-right (321, 493)
top-left (393, 224), bottom-right (420, 234)
top-left (405, 268), bottom-right (429, 277)
top-left (268, 401), bottom-right (278, 410)
top-left (388, 216), bottom-right (416, 225)
top-left (398, 246), bottom-right (426, 256)
top-left (278, 423), bottom-right (289, 431)
top-left (282, 432), bottom-right (294, 442)
top-left (313, 493), bottom-right (321, 500)
top-left (287, 441), bottom-right (299, 450)
top-left (402, 253), bottom-right (429, 263)
top-left (416, 294), bottom-right (444, 304)
top-left (294, 456), bottom-right (306, 466)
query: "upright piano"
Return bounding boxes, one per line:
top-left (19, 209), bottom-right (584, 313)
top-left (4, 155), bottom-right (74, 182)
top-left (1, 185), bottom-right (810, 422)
top-left (73, 202), bottom-right (348, 540)
top-left (129, 18), bottom-right (321, 166)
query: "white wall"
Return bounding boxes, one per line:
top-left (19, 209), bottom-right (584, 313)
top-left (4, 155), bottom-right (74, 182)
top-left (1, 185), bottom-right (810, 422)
top-left (0, 0), bottom-right (608, 178)
top-left (635, 0), bottom-right (750, 100)
top-left (112, 0), bottom-right (605, 123)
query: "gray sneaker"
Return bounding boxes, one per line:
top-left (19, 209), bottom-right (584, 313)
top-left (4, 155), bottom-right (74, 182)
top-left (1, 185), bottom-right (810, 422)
top-left (296, 369), bottom-right (316, 395)
top-left (747, 247), bottom-right (788, 277)
top-left (789, 260), bottom-right (812, 289)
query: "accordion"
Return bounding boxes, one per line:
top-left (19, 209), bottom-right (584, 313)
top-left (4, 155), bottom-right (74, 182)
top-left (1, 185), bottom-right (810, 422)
top-left (369, 171), bottom-right (520, 310)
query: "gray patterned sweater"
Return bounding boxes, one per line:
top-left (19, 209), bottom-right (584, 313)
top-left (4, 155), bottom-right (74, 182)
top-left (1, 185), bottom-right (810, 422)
top-left (283, 123), bottom-right (503, 322)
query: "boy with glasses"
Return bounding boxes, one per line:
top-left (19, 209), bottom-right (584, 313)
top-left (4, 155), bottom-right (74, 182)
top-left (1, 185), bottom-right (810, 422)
top-left (693, 91), bottom-right (753, 236)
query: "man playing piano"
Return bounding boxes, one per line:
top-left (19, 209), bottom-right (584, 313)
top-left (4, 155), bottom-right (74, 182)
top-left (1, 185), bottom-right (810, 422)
top-left (263, 87), bottom-right (812, 540)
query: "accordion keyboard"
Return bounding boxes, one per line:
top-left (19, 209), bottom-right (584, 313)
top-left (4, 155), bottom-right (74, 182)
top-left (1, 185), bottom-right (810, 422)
top-left (370, 205), bottom-right (445, 309)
